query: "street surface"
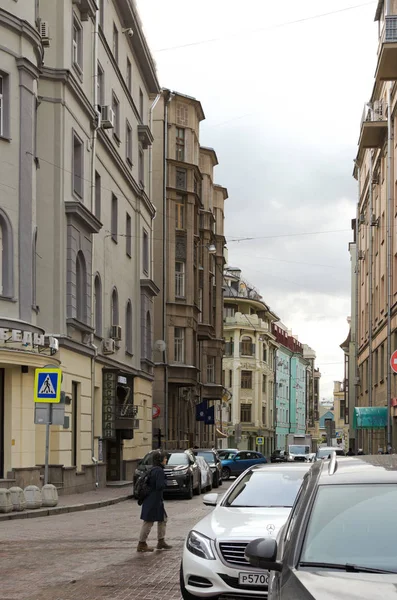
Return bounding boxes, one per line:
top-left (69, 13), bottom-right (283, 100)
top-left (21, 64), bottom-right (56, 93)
top-left (0, 484), bottom-right (231, 600)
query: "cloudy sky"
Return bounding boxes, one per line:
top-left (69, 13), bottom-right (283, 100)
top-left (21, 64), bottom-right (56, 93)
top-left (136, 0), bottom-right (378, 400)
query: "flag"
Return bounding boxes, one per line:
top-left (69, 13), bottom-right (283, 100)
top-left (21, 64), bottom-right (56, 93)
top-left (205, 405), bottom-right (215, 425)
top-left (196, 400), bottom-right (207, 422)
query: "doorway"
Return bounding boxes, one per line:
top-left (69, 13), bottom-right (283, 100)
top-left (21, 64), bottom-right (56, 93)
top-left (106, 432), bottom-right (122, 481)
top-left (0, 369), bottom-right (3, 478)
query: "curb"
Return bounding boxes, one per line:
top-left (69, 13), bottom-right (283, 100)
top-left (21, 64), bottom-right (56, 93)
top-left (0, 493), bottom-right (134, 522)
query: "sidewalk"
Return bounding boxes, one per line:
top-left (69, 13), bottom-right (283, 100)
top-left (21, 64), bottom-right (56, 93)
top-left (0, 484), bottom-right (134, 522)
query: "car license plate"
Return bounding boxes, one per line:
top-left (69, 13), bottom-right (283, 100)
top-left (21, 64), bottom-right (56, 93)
top-left (238, 572), bottom-right (269, 587)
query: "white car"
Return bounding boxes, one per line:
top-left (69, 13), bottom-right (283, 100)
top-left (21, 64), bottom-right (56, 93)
top-left (195, 455), bottom-right (213, 492)
top-left (180, 463), bottom-right (311, 600)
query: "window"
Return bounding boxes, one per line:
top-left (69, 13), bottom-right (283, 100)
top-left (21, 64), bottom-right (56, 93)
top-left (139, 88), bottom-right (144, 120)
top-left (241, 370), bottom-right (252, 389)
top-left (176, 194), bottom-right (185, 229)
top-left (111, 287), bottom-right (119, 326)
top-left (143, 229), bottom-right (149, 274)
top-left (176, 168), bottom-right (187, 190)
top-left (126, 213), bottom-right (132, 257)
top-left (207, 356), bottom-right (215, 383)
top-left (32, 228), bottom-right (37, 308)
top-left (112, 23), bottom-right (118, 62)
top-left (229, 370), bottom-right (233, 387)
top-left (126, 121), bottom-right (132, 165)
top-left (99, 0), bottom-right (104, 28)
top-left (139, 147), bottom-right (144, 185)
top-left (262, 405), bottom-right (266, 424)
top-left (176, 127), bottom-right (185, 161)
top-left (72, 131), bottom-right (84, 198)
top-left (339, 399), bottom-right (345, 420)
top-left (97, 63), bottom-right (104, 108)
top-left (95, 171), bottom-right (101, 219)
top-left (127, 58), bottom-right (132, 93)
top-left (76, 251), bottom-right (87, 323)
top-left (112, 92), bottom-right (120, 139)
top-left (72, 17), bottom-right (83, 71)
top-left (126, 300), bottom-right (133, 354)
top-left (0, 74), bottom-right (5, 137)
top-left (224, 305), bottom-right (236, 319)
top-left (111, 194), bottom-right (118, 242)
top-left (240, 403), bottom-right (252, 422)
top-left (146, 311), bottom-right (152, 359)
top-left (174, 327), bottom-right (185, 362)
top-left (263, 344), bottom-right (268, 363)
top-left (175, 261), bottom-right (185, 297)
top-left (262, 374), bottom-right (267, 393)
top-left (241, 336), bottom-right (254, 356)
top-left (94, 274), bottom-right (102, 337)
top-left (381, 344), bottom-right (385, 380)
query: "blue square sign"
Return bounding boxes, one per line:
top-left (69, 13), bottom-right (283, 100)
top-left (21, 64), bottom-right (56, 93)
top-left (34, 368), bottom-right (62, 403)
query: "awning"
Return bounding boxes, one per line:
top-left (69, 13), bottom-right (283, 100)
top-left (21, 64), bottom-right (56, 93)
top-left (353, 407), bottom-right (388, 429)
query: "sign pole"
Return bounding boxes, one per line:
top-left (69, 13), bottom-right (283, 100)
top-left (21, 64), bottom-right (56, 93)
top-left (44, 405), bottom-right (51, 485)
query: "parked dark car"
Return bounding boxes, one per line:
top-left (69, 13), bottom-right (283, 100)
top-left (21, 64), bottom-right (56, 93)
top-left (245, 454), bottom-right (397, 600)
top-left (192, 449), bottom-right (223, 488)
top-left (271, 450), bottom-right (286, 463)
top-left (134, 449), bottom-right (201, 499)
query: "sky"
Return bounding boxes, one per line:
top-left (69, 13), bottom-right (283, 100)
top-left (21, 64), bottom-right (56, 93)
top-left (136, 0), bottom-right (378, 400)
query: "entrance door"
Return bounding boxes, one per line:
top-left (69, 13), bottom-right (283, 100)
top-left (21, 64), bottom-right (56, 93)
top-left (106, 432), bottom-right (122, 481)
top-left (0, 369), bottom-right (3, 478)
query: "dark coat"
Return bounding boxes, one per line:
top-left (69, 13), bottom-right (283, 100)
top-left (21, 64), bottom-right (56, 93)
top-left (140, 465), bottom-right (167, 522)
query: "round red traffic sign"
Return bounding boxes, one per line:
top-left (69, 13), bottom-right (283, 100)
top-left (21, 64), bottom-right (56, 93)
top-left (152, 404), bottom-right (161, 419)
top-left (390, 350), bottom-right (397, 374)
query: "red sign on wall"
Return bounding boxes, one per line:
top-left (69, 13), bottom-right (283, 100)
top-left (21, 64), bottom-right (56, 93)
top-left (152, 404), bottom-right (161, 419)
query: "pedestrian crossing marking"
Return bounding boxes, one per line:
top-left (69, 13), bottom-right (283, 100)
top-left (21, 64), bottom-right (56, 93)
top-left (39, 375), bottom-right (56, 395)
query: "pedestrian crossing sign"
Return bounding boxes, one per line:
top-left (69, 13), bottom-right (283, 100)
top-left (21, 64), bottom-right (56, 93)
top-left (34, 368), bottom-right (62, 403)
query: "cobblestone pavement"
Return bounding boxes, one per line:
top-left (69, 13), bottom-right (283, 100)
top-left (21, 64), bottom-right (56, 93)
top-left (0, 484), bottom-right (231, 600)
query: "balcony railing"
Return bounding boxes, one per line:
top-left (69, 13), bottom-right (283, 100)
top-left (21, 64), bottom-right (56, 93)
top-left (376, 16), bottom-right (397, 81)
top-left (358, 100), bottom-right (388, 151)
top-left (385, 15), bottom-right (397, 43)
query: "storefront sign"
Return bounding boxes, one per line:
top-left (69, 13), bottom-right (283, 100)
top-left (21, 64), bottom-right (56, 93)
top-left (0, 328), bottom-right (58, 352)
top-left (103, 371), bottom-right (117, 440)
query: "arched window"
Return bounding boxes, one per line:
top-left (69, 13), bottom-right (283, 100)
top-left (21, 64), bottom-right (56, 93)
top-left (241, 335), bottom-right (254, 356)
top-left (94, 274), bottom-right (102, 336)
top-left (146, 311), bottom-right (152, 359)
top-left (32, 228), bottom-right (37, 307)
top-left (76, 251), bottom-right (87, 322)
top-left (126, 300), bottom-right (133, 354)
top-left (111, 287), bottom-right (119, 326)
top-left (0, 208), bottom-right (14, 298)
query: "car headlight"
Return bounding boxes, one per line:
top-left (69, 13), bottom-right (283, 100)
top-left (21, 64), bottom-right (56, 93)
top-left (186, 530), bottom-right (215, 560)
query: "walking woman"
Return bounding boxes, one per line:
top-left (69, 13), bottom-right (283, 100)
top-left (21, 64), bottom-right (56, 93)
top-left (137, 450), bottom-right (172, 552)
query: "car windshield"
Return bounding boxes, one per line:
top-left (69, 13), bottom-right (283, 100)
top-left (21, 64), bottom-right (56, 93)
top-left (197, 451), bottom-right (215, 463)
top-left (224, 469), bottom-right (306, 507)
top-left (300, 484), bottom-right (397, 572)
top-left (167, 453), bottom-right (189, 466)
top-left (317, 447), bottom-right (344, 458)
top-left (289, 445), bottom-right (309, 454)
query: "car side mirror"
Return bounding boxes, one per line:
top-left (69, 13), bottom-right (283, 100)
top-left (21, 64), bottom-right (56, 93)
top-left (203, 493), bottom-right (218, 506)
top-left (245, 538), bottom-right (282, 572)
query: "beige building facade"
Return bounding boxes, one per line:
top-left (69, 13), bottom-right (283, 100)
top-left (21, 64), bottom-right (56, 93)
top-left (222, 268), bottom-right (278, 456)
top-left (0, 0), bottom-right (160, 491)
top-left (151, 91), bottom-right (227, 450)
top-left (353, 0), bottom-right (397, 453)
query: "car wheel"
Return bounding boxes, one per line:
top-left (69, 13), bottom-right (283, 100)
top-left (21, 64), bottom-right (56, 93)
top-left (194, 477), bottom-right (201, 496)
top-left (180, 564), bottom-right (198, 600)
top-left (185, 479), bottom-right (194, 499)
top-left (222, 467), bottom-right (231, 480)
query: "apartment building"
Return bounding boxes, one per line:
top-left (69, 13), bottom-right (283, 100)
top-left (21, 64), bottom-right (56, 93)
top-left (353, 0), bottom-right (397, 452)
top-left (223, 268), bottom-right (278, 456)
top-left (273, 324), bottom-right (309, 450)
top-left (0, 0), bottom-right (160, 491)
top-left (151, 91), bottom-right (227, 450)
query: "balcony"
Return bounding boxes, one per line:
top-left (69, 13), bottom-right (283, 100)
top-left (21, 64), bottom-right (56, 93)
top-left (357, 102), bottom-right (388, 151)
top-left (375, 16), bottom-right (397, 81)
top-left (224, 312), bottom-right (269, 331)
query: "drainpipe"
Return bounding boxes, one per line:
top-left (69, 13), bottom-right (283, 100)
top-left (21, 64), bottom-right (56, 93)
top-left (368, 152), bottom-right (374, 454)
top-left (163, 91), bottom-right (175, 449)
top-left (90, 6), bottom-right (100, 460)
top-left (149, 93), bottom-right (161, 200)
top-left (354, 186), bottom-right (360, 452)
top-left (386, 82), bottom-right (393, 449)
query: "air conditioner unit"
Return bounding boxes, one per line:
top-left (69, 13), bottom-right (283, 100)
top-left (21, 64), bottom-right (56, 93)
top-left (103, 338), bottom-right (116, 354)
top-left (110, 325), bottom-right (122, 341)
top-left (101, 105), bottom-right (115, 129)
top-left (40, 21), bottom-right (50, 46)
top-left (354, 377), bottom-right (360, 386)
top-left (359, 214), bottom-right (365, 225)
top-left (372, 173), bottom-right (379, 185)
top-left (373, 100), bottom-right (384, 119)
top-left (358, 250), bottom-right (365, 260)
top-left (370, 214), bottom-right (379, 227)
